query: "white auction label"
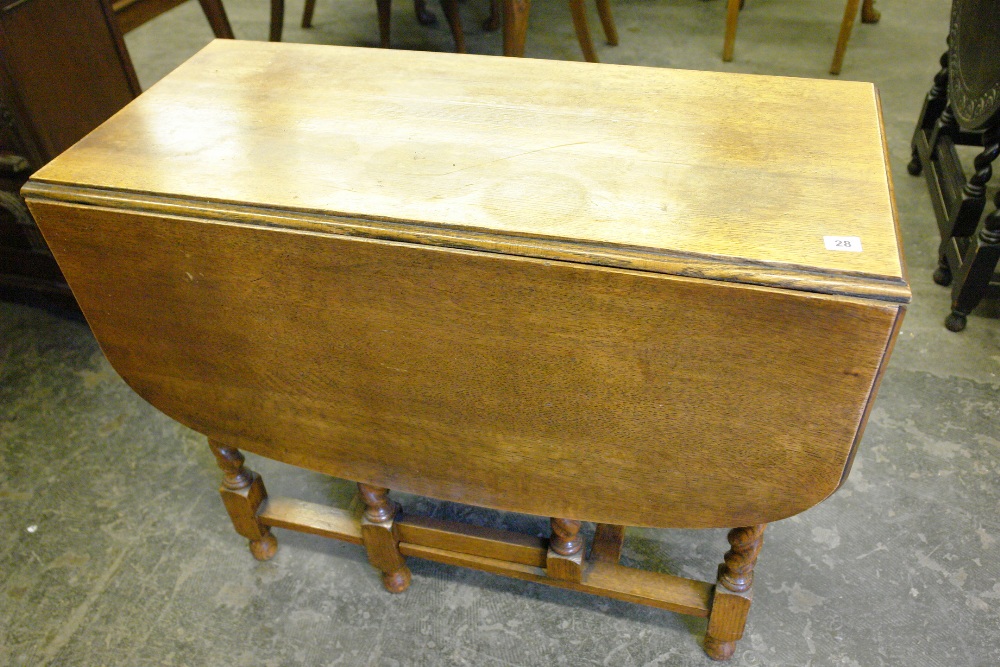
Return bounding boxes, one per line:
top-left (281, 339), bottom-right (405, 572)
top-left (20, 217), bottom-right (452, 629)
top-left (823, 236), bottom-right (863, 252)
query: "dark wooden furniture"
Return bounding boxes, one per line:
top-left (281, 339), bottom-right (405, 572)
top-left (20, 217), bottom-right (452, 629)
top-left (112, 0), bottom-right (234, 38)
top-left (723, 0), bottom-right (880, 75)
top-left (24, 41), bottom-right (908, 660)
top-left (908, 0), bottom-right (1000, 332)
top-left (0, 0), bottom-right (140, 305)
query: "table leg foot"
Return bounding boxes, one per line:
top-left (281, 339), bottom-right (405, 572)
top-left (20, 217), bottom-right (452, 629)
top-left (382, 566), bottom-right (413, 593)
top-left (703, 636), bottom-right (736, 661)
top-left (250, 533), bottom-right (278, 560)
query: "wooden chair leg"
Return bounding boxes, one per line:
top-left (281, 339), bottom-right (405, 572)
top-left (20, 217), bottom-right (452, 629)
top-left (929, 105), bottom-right (959, 162)
top-left (358, 484), bottom-right (411, 592)
top-left (269, 0), bottom-right (285, 41)
top-left (547, 518), bottom-right (584, 582)
top-left (483, 0), bottom-right (501, 31)
top-left (590, 523), bottom-right (625, 563)
top-left (440, 0), bottom-right (467, 53)
top-left (567, 0), bottom-right (598, 62)
top-left (722, 0), bottom-right (740, 62)
top-left (861, 0), bottom-right (879, 23)
top-left (908, 51), bottom-right (950, 177)
top-left (196, 0), bottom-right (235, 38)
top-left (502, 0), bottom-right (531, 57)
top-left (208, 441), bottom-right (277, 560)
top-left (595, 0), bottom-right (617, 46)
top-left (946, 193), bottom-right (1000, 332)
top-left (933, 252), bottom-right (953, 287)
top-left (376, 0), bottom-right (392, 48)
top-left (950, 127), bottom-right (1000, 238)
top-left (704, 525), bottom-right (765, 661)
top-left (302, 0), bottom-right (317, 27)
top-left (830, 0), bottom-right (861, 75)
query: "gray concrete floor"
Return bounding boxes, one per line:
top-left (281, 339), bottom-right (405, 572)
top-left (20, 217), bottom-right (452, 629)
top-left (2, 0), bottom-right (999, 665)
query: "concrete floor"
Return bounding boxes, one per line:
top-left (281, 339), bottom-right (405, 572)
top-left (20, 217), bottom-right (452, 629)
top-left (2, 0), bottom-right (999, 665)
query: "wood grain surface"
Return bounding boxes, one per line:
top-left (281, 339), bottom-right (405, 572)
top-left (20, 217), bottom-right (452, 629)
top-left (28, 40), bottom-right (906, 296)
top-left (24, 197), bottom-right (901, 528)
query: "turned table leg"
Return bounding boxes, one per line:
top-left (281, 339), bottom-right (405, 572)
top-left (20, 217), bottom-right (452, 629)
top-left (208, 441), bottom-right (277, 560)
top-left (358, 483), bottom-right (412, 593)
top-left (704, 524), bottom-right (765, 661)
top-left (547, 518), bottom-right (584, 582)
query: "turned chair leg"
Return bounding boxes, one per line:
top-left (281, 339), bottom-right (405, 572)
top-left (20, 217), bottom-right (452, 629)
top-left (830, 0), bottom-right (861, 75)
top-left (928, 104), bottom-right (959, 166)
top-left (908, 52), bottom-right (950, 177)
top-left (946, 192), bottom-right (1000, 333)
top-left (722, 0), bottom-right (740, 62)
top-left (704, 525), bottom-right (765, 661)
top-left (358, 483), bottom-right (412, 592)
top-left (269, 0), bottom-right (285, 41)
top-left (208, 441), bottom-right (277, 560)
top-left (950, 127), bottom-right (1000, 238)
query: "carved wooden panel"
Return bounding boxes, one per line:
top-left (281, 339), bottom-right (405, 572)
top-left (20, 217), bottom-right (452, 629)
top-left (948, 0), bottom-right (1000, 131)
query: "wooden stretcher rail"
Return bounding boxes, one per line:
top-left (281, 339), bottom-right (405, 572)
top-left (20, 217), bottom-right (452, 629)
top-left (258, 497), bottom-right (362, 544)
top-left (399, 544), bottom-right (713, 618)
top-left (256, 495), bottom-right (712, 618)
top-left (396, 513), bottom-right (548, 568)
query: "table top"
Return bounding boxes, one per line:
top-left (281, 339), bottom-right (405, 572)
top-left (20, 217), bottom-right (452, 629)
top-left (30, 40), bottom-right (907, 301)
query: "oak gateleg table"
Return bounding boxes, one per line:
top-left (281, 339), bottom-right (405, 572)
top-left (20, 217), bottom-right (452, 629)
top-left (23, 40), bottom-right (908, 660)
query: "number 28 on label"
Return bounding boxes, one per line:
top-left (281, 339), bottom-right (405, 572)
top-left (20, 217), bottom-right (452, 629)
top-left (823, 236), bottom-right (863, 252)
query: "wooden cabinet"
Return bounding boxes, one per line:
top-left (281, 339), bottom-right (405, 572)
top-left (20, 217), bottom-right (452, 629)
top-left (0, 0), bottom-right (139, 304)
